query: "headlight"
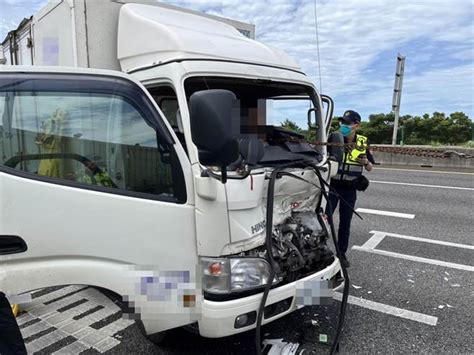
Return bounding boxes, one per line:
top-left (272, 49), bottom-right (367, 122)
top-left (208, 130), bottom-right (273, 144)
top-left (201, 257), bottom-right (274, 294)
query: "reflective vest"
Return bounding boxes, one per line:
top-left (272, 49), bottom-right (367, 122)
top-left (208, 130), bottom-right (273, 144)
top-left (78, 171), bottom-right (114, 187)
top-left (333, 134), bottom-right (368, 181)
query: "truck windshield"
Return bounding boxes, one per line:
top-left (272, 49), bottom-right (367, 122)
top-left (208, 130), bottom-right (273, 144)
top-left (184, 77), bottom-right (323, 166)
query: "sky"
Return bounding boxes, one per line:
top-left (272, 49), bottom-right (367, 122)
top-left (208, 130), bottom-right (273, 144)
top-left (0, 0), bottom-right (473, 124)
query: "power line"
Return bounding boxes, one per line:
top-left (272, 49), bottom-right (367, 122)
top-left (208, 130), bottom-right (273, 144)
top-left (313, 0), bottom-right (323, 93)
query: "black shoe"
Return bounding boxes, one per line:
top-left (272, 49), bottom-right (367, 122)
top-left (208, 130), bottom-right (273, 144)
top-left (339, 254), bottom-right (350, 268)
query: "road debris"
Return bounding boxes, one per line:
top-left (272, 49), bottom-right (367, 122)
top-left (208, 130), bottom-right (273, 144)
top-left (262, 339), bottom-right (300, 355)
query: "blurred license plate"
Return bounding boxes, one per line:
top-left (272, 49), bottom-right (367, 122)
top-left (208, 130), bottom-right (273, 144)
top-left (295, 279), bottom-right (334, 306)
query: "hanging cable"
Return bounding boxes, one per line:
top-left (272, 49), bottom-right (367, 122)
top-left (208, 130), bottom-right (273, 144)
top-left (313, 0), bottom-right (323, 93)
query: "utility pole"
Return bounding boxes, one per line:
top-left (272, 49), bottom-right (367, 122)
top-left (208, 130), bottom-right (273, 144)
top-left (391, 53), bottom-right (405, 145)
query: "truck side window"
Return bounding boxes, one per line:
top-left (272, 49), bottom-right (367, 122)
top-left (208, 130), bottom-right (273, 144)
top-left (148, 85), bottom-right (187, 155)
top-left (0, 73), bottom-right (186, 204)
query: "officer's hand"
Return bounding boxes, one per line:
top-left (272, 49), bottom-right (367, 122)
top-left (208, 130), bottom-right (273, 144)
top-left (357, 157), bottom-right (369, 166)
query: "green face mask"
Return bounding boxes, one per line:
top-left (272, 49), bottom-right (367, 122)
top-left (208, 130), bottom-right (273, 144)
top-left (339, 124), bottom-right (352, 137)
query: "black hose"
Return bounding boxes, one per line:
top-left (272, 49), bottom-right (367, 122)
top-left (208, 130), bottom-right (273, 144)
top-left (255, 161), bottom-right (352, 354)
top-left (312, 164), bottom-right (351, 354)
top-left (255, 163), bottom-right (306, 355)
top-left (255, 167), bottom-right (280, 355)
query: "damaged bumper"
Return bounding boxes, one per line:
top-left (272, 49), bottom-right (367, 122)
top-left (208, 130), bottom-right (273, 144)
top-left (198, 258), bottom-right (343, 338)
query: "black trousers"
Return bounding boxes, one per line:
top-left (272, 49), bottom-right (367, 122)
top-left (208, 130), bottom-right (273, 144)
top-left (325, 183), bottom-right (357, 255)
top-left (0, 293), bottom-right (27, 355)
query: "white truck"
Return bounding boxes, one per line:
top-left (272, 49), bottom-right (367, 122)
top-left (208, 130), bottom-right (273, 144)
top-left (0, 0), bottom-right (345, 343)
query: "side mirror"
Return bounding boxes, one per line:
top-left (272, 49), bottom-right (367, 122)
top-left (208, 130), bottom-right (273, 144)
top-left (189, 89), bottom-right (240, 183)
top-left (307, 107), bottom-right (319, 131)
top-left (328, 131), bottom-right (344, 164)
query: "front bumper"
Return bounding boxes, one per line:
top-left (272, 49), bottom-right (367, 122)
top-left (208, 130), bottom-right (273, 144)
top-left (198, 258), bottom-right (343, 338)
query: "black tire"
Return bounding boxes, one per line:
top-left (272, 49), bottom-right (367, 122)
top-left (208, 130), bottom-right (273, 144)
top-left (147, 331), bottom-right (167, 344)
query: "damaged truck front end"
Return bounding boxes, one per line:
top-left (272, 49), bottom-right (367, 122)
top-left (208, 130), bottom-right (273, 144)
top-left (185, 76), bottom-right (344, 337)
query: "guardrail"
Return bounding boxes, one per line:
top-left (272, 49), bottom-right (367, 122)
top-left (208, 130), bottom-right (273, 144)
top-left (371, 145), bottom-right (474, 170)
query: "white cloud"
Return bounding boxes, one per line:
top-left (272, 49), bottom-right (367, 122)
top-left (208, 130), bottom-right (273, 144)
top-left (0, 0), bottom-right (47, 40)
top-left (1, 0), bottom-right (472, 119)
top-left (163, 0), bottom-right (474, 118)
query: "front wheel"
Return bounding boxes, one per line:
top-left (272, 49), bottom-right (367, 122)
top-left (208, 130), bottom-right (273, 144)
top-left (147, 331), bottom-right (167, 344)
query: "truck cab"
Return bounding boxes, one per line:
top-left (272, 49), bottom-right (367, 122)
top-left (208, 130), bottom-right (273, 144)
top-left (0, 2), bottom-right (342, 339)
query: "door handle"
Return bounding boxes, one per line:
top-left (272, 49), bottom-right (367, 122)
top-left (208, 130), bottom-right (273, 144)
top-left (0, 235), bottom-right (28, 255)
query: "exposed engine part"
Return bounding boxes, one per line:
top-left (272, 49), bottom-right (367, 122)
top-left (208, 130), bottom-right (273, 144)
top-left (242, 211), bottom-right (333, 284)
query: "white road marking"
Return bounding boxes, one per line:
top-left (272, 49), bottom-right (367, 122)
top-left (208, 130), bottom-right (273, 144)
top-left (26, 329), bottom-right (68, 354)
top-left (356, 208), bottom-right (415, 219)
top-left (371, 180), bottom-right (474, 191)
top-left (352, 246), bottom-right (474, 272)
top-left (20, 285), bottom-right (86, 311)
top-left (359, 232), bottom-right (386, 250)
top-left (52, 340), bottom-right (90, 354)
top-left (16, 313), bottom-right (35, 327)
top-left (353, 231), bottom-right (474, 272)
top-left (334, 292), bottom-right (438, 326)
top-left (370, 230), bottom-right (474, 250)
top-left (20, 287), bottom-right (134, 353)
top-left (376, 167), bottom-right (474, 176)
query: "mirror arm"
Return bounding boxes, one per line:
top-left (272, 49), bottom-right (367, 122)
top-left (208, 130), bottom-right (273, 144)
top-left (201, 165), bottom-right (253, 184)
top-left (200, 167), bottom-right (227, 184)
top-left (220, 166), bottom-right (227, 184)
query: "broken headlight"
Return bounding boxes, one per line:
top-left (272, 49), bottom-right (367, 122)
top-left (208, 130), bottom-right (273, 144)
top-left (201, 257), bottom-right (274, 294)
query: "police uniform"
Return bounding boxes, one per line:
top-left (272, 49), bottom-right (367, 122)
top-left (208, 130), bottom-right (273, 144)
top-left (77, 170), bottom-right (114, 187)
top-left (325, 111), bottom-right (374, 264)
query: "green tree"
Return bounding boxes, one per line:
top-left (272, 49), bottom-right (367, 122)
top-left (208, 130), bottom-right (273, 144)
top-left (358, 113), bottom-right (394, 144)
top-left (280, 119), bottom-right (303, 134)
top-left (281, 112), bottom-right (472, 145)
top-left (445, 112), bottom-right (472, 144)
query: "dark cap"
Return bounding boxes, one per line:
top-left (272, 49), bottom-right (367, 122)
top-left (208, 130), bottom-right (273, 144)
top-left (340, 110), bottom-right (361, 124)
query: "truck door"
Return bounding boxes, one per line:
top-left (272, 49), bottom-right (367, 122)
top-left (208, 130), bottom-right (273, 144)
top-left (0, 70), bottom-right (197, 331)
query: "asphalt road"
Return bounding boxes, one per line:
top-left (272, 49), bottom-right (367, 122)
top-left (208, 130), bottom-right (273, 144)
top-left (16, 165), bottom-right (474, 354)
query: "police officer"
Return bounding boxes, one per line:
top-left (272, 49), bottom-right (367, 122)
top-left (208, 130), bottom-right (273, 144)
top-left (326, 110), bottom-right (374, 267)
top-left (76, 155), bottom-right (114, 188)
top-left (0, 293), bottom-right (27, 355)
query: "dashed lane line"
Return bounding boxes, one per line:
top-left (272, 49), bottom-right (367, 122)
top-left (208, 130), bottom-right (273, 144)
top-left (356, 208), bottom-right (415, 219)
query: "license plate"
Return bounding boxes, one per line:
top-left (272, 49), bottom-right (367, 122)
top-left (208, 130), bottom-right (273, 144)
top-left (295, 278), bottom-right (334, 306)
